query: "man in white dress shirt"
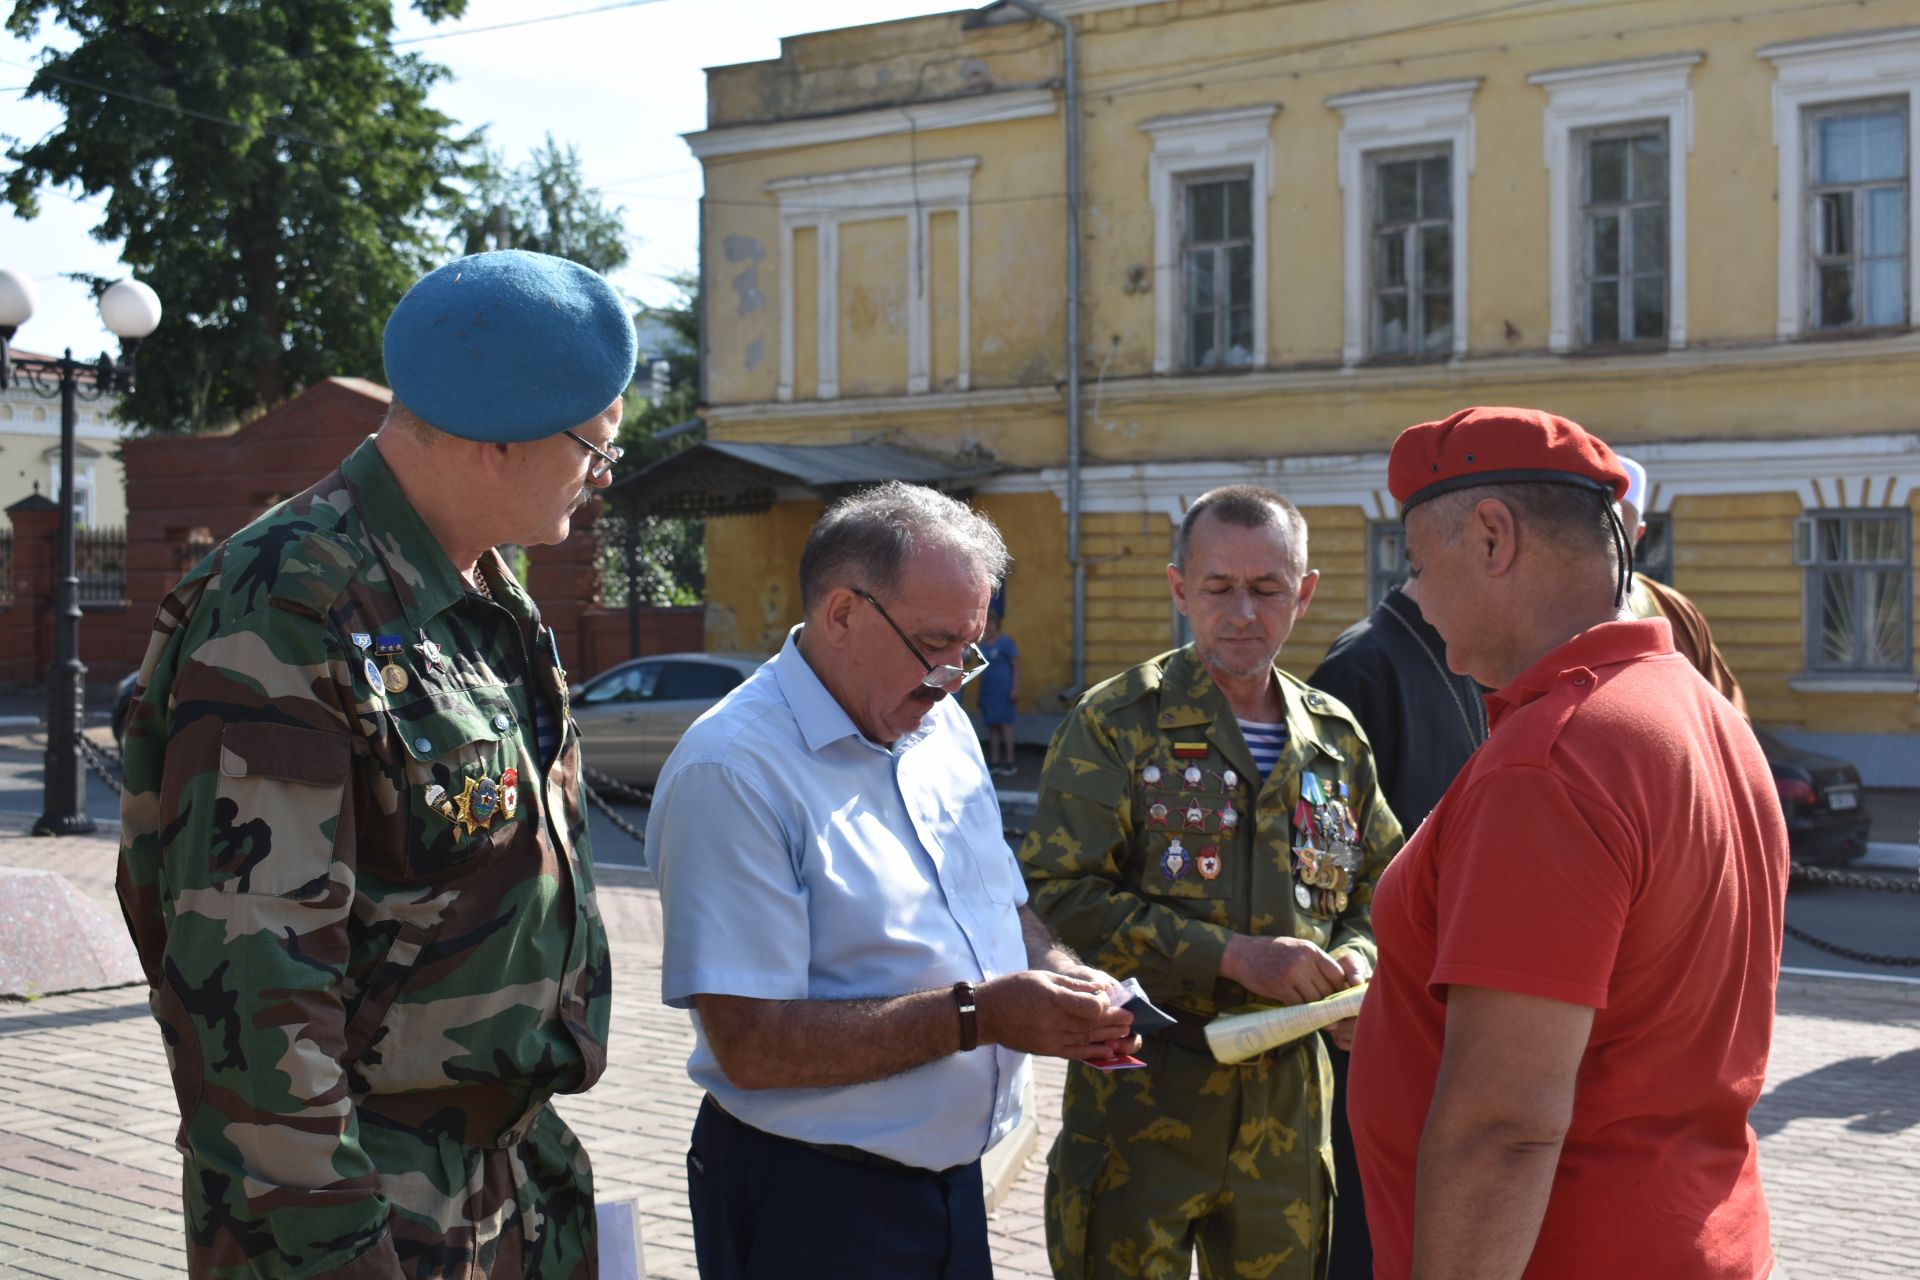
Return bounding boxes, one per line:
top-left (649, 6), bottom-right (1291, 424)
top-left (651, 481), bottom-right (1137, 1280)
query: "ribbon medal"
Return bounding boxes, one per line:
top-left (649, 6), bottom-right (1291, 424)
top-left (1171, 741), bottom-right (1208, 760)
top-left (1197, 846), bottom-right (1222, 880)
top-left (1160, 839), bottom-right (1192, 881)
top-left (373, 634), bottom-right (405, 657)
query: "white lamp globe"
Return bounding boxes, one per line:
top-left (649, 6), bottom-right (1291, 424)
top-left (99, 277), bottom-right (162, 339)
top-left (0, 267), bottom-right (38, 330)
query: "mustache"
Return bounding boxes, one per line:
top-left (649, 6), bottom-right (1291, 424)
top-left (910, 686), bottom-right (947, 705)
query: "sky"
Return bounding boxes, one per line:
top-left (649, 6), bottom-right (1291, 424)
top-left (0, 0), bottom-right (963, 355)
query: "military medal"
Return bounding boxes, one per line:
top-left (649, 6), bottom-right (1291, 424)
top-left (363, 657), bottom-right (383, 688)
top-left (1147, 802), bottom-right (1169, 829)
top-left (499, 767), bottom-right (520, 821)
top-left (381, 662), bottom-right (411, 694)
top-left (1183, 804), bottom-right (1207, 830)
top-left (351, 632), bottom-right (372, 651)
top-left (413, 629), bottom-right (445, 669)
top-left (1295, 882), bottom-right (1313, 910)
top-left (1142, 764), bottom-right (1162, 786)
top-left (424, 783), bottom-right (457, 822)
top-left (374, 634), bottom-right (405, 657)
top-left (1220, 769), bottom-right (1239, 791)
top-left (1197, 846), bottom-right (1221, 880)
top-left (1172, 741), bottom-right (1208, 759)
top-left (1182, 764), bottom-right (1203, 789)
top-left (1219, 803), bottom-right (1239, 832)
top-left (452, 775), bottom-right (499, 837)
top-left (1160, 839), bottom-right (1191, 881)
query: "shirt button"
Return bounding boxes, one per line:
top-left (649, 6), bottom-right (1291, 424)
top-left (414, 737), bottom-right (432, 753)
top-left (492, 713), bottom-right (511, 732)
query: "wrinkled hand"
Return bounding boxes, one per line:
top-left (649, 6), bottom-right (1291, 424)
top-left (1325, 951), bottom-right (1372, 1052)
top-left (979, 970), bottom-right (1138, 1061)
top-left (1221, 934), bottom-right (1345, 1006)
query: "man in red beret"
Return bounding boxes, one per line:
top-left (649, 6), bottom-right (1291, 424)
top-left (1348, 406), bottom-right (1790, 1280)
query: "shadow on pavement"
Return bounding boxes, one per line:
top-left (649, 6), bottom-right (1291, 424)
top-left (1750, 1048), bottom-right (1920, 1138)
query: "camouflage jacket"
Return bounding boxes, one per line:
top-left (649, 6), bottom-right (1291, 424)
top-left (117, 437), bottom-right (612, 1277)
top-left (1020, 646), bottom-right (1402, 1018)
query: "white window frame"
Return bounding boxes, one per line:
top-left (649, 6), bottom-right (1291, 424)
top-left (768, 157), bottom-right (977, 401)
top-left (1140, 104), bottom-right (1278, 375)
top-left (45, 446), bottom-right (97, 527)
top-left (1530, 54), bottom-right (1699, 353)
top-left (1330, 79), bottom-right (1478, 366)
top-left (1760, 28), bottom-right (1920, 340)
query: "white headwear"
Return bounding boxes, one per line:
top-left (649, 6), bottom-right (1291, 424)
top-left (1617, 455), bottom-right (1648, 514)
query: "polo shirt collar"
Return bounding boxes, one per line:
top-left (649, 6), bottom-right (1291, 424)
top-left (774, 626), bottom-right (935, 755)
top-left (340, 437), bottom-right (469, 628)
top-left (1485, 617), bottom-right (1674, 730)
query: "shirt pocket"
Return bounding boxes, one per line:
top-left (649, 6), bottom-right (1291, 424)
top-left (210, 721), bottom-right (351, 897)
top-left (955, 794), bottom-right (1023, 905)
top-left (382, 685), bottom-right (525, 881)
top-left (1139, 783), bottom-right (1237, 902)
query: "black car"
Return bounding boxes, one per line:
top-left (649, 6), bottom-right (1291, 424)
top-left (1755, 726), bottom-right (1872, 867)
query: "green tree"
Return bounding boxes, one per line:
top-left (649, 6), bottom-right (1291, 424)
top-left (453, 133), bottom-right (629, 276)
top-left (5, 0), bottom-right (476, 434)
top-left (599, 271), bottom-right (704, 607)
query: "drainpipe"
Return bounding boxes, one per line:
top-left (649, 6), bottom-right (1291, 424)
top-left (1002, 0), bottom-right (1084, 694)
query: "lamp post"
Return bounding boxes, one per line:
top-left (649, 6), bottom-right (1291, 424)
top-left (0, 267), bottom-right (163, 836)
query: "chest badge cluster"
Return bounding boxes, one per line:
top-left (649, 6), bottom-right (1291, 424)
top-left (423, 758), bottom-right (522, 839)
top-left (1142, 748), bottom-right (1244, 883)
top-left (1292, 772), bottom-right (1362, 915)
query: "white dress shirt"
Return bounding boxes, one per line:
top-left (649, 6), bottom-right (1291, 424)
top-left (651, 628), bottom-right (1031, 1170)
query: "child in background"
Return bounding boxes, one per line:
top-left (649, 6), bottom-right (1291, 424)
top-left (977, 610), bottom-right (1020, 776)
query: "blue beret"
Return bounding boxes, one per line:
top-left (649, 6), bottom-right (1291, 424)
top-left (382, 250), bottom-right (638, 442)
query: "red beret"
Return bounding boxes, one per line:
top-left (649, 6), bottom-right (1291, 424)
top-left (1388, 406), bottom-right (1629, 516)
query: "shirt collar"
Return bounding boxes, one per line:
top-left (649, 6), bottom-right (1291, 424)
top-left (773, 625), bottom-right (936, 756)
top-left (340, 437), bottom-right (470, 628)
top-left (1485, 617), bottom-right (1674, 728)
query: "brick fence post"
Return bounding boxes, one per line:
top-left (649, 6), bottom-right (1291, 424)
top-left (3, 494), bottom-right (60, 684)
top-left (524, 499), bottom-right (603, 678)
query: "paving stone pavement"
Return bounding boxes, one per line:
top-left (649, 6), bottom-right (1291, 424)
top-left (1, 820), bottom-right (1916, 1278)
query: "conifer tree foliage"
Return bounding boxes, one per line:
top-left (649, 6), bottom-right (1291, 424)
top-left (5, 1), bottom-right (476, 434)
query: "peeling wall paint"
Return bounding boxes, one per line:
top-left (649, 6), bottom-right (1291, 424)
top-left (723, 235), bottom-right (766, 317)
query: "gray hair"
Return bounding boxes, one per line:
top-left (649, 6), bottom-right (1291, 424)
top-left (381, 400), bottom-right (447, 446)
top-left (1176, 484), bottom-right (1309, 577)
top-left (1422, 482), bottom-right (1624, 576)
top-left (799, 482), bottom-right (1010, 612)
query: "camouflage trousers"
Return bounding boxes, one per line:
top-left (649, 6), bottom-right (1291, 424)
top-left (182, 1100), bottom-right (596, 1279)
top-left (1045, 1035), bottom-right (1331, 1280)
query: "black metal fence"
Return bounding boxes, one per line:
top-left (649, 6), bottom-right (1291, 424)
top-left (76, 526), bottom-right (126, 605)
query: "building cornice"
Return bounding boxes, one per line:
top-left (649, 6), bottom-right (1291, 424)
top-left (685, 88), bottom-right (1057, 161)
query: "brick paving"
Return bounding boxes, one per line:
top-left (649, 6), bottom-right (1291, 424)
top-left (2, 817), bottom-right (1917, 1278)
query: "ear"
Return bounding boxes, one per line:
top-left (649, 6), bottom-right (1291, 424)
top-left (1293, 569), bottom-right (1320, 618)
top-left (1476, 499), bottom-right (1521, 577)
top-left (1167, 562), bottom-right (1190, 617)
top-left (816, 586), bottom-right (860, 649)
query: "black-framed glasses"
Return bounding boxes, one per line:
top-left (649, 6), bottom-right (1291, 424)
top-left (564, 429), bottom-right (624, 481)
top-left (854, 588), bottom-right (991, 691)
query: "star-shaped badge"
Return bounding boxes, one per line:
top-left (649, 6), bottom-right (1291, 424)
top-left (413, 629), bottom-right (445, 669)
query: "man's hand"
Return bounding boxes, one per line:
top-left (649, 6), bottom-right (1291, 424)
top-left (979, 970), bottom-right (1138, 1061)
top-left (1220, 934), bottom-right (1345, 1006)
top-left (1325, 950), bottom-right (1372, 1051)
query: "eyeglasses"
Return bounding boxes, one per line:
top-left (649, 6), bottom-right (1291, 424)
top-left (564, 430), bottom-right (624, 481)
top-left (854, 588), bottom-right (991, 692)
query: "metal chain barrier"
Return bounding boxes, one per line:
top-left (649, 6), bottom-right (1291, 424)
top-left (77, 734), bottom-right (124, 796)
top-left (583, 766), bottom-right (651, 807)
top-left (1784, 858), bottom-right (1920, 968)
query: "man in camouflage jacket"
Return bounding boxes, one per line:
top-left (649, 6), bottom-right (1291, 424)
top-left (117, 251), bottom-right (629, 1279)
top-left (1021, 486), bottom-right (1402, 1280)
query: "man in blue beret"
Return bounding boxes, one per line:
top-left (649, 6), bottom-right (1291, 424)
top-left (117, 249), bottom-right (633, 1278)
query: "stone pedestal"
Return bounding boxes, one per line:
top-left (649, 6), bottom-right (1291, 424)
top-left (0, 866), bottom-right (143, 997)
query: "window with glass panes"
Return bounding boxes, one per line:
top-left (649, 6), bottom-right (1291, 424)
top-left (1367, 520), bottom-right (1411, 608)
top-left (1800, 509), bottom-right (1912, 672)
top-left (1580, 126), bottom-right (1669, 345)
top-left (1181, 173), bottom-right (1256, 370)
top-left (1369, 151), bottom-right (1452, 358)
top-left (1806, 101), bottom-right (1909, 332)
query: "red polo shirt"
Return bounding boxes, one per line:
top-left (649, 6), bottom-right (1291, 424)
top-left (1350, 619), bottom-right (1787, 1280)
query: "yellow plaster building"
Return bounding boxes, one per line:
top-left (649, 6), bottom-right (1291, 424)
top-left (682, 0), bottom-right (1920, 782)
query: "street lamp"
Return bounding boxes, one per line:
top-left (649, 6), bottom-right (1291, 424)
top-left (0, 267), bottom-right (162, 836)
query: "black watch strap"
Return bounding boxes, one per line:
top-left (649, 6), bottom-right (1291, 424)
top-left (952, 981), bottom-right (979, 1052)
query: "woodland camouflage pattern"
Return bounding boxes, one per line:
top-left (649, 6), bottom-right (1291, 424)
top-left (1020, 647), bottom-right (1402, 1280)
top-left (118, 438), bottom-right (612, 1279)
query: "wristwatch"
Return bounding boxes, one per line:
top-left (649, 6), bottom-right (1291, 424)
top-left (952, 981), bottom-right (979, 1052)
